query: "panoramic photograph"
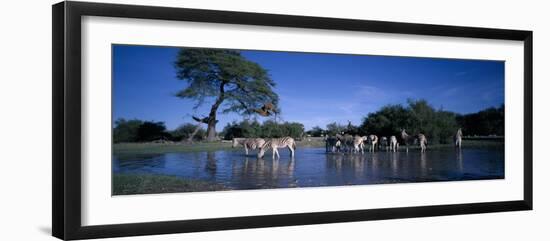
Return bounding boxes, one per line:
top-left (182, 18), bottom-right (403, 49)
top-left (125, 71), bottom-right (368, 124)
top-left (112, 44), bottom-right (505, 195)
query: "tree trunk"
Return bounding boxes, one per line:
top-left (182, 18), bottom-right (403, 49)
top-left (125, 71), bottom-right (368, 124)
top-left (205, 82), bottom-right (226, 141)
top-left (206, 119), bottom-right (217, 141)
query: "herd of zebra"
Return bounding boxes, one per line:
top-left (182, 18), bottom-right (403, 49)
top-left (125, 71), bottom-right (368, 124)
top-left (326, 128), bottom-right (464, 154)
top-left (232, 128), bottom-right (463, 159)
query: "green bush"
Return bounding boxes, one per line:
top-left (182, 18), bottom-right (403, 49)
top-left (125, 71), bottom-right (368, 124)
top-left (171, 123), bottom-right (206, 141)
top-left (113, 119), bottom-right (143, 143)
top-left (221, 119), bottom-right (304, 139)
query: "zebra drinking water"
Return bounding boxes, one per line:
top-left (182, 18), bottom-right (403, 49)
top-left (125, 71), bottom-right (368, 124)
top-left (454, 128), bottom-right (463, 149)
top-left (390, 136), bottom-right (399, 152)
top-left (417, 134), bottom-right (428, 153)
top-left (325, 135), bottom-right (342, 153)
top-left (400, 129), bottom-right (410, 152)
top-left (341, 134), bottom-right (355, 153)
top-left (368, 135), bottom-right (378, 152)
top-left (353, 135), bottom-right (368, 153)
top-left (258, 137), bottom-right (296, 159)
top-left (232, 138), bottom-right (266, 155)
top-left (380, 136), bottom-right (389, 152)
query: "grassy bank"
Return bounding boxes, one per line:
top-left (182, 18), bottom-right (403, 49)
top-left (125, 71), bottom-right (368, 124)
top-left (114, 139), bottom-right (502, 156)
top-left (113, 140), bottom-right (327, 156)
top-left (398, 140), bottom-right (504, 150)
top-left (114, 142), bottom-right (234, 155)
top-left (113, 174), bottom-right (228, 195)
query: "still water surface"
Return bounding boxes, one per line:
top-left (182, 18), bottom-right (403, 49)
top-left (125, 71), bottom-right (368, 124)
top-left (113, 147), bottom-right (504, 191)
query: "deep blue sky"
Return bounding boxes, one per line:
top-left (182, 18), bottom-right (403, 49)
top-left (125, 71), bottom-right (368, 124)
top-left (113, 45), bottom-right (504, 131)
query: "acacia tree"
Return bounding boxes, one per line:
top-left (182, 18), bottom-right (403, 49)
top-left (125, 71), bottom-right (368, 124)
top-left (174, 49), bottom-right (279, 141)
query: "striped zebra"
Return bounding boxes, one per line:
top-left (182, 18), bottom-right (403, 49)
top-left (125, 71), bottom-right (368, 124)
top-left (417, 134), bottom-right (428, 152)
top-left (454, 128), bottom-right (463, 149)
top-left (232, 138), bottom-right (266, 155)
top-left (353, 135), bottom-right (368, 153)
top-left (400, 129), bottom-right (410, 152)
top-left (258, 137), bottom-right (296, 159)
top-left (380, 136), bottom-right (389, 152)
top-left (368, 135), bottom-right (378, 152)
top-left (341, 134), bottom-right (355, 153)
top-left (390, 136), bottom-right (399, 152)
top-left (325, 135), bottom-right (342, 153)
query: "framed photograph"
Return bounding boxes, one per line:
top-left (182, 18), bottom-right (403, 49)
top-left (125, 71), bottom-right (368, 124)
top-left (52, 1), bottom-right (533, 240)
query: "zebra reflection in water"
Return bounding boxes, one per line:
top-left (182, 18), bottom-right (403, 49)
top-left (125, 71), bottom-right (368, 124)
top-left (205, 151), bottom-right (217, 176)
top-left (456, 149), bottom-right (463, 172)
top-left (390, 152), bottom-right (400, 177)
top-left (233, 157), bottom-right (296, 188)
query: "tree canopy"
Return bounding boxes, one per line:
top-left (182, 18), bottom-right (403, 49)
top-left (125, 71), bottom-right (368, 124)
top-left (174, 49), bottom-right (279, 140)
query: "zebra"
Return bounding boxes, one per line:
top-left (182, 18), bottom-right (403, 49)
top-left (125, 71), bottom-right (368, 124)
top-left (232, 138), bottom-right (266, 155)
top-left (325, 135), bottom-right (342, 153)
top-left (380, 136), bottom-right (389, 152)
top-left (341, 134), bottom-right (355, 153)
top-left (389, 136), bottom-right (399, 152)
top-left (353, 135), bottom-right (368, 153)
top-left (400, 129), bottom-right (410, 152)
top-left (368, 135), bottom-right (378, 152)
top-left (258, 137), bottom-right (296, 159)
top-left (417, 134), bottom-right (428, 153)
top-left (454, 128), bottom-right (463, 149)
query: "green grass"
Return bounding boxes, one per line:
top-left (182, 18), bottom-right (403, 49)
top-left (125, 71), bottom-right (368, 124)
top-left (112, 174), bottom-right (228, 195)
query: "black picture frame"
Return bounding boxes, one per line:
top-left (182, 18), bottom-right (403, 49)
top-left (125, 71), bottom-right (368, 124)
top-left (52, 1), bottom-right (533, 240)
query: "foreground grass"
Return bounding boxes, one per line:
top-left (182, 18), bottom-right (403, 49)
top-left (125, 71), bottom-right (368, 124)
top-left (114, 139), bottom-right (502, 156)
top-left (113, 174), bottom-right (228, 195)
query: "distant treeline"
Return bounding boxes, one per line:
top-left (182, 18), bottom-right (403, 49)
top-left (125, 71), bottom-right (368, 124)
top-left (113, 118), bottom-right (305, 143)
top-left (456, 105), bottom-right (504, 136)
top-left (113, 119), bottom-right (206, 143)
top-left (221, 120), bottom-right (304, 140)
top-left (306, 100), bottom-right (504, 144)
top-left (114, 99), bottom-right (504, 144)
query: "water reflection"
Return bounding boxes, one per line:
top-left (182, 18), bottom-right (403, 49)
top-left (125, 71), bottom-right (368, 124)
top-left (226, 157), bottom-right (298, 189)
top-left (205, 152), bottom-right (217, 176)
top-left (352, 154), bottom-right (365, 179)
top-left (456, 149), bottom-right (463, 173)
top-left (391, 152), bottom-right (399, 177)
top-left (114, 153), bottom-right (167, 172)
top-left (271, 159), bottom-right (279, 179)
top-left (113, 147), bottom-right (504, 191)
top-left (420, 152), bottom-right (427, 178)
